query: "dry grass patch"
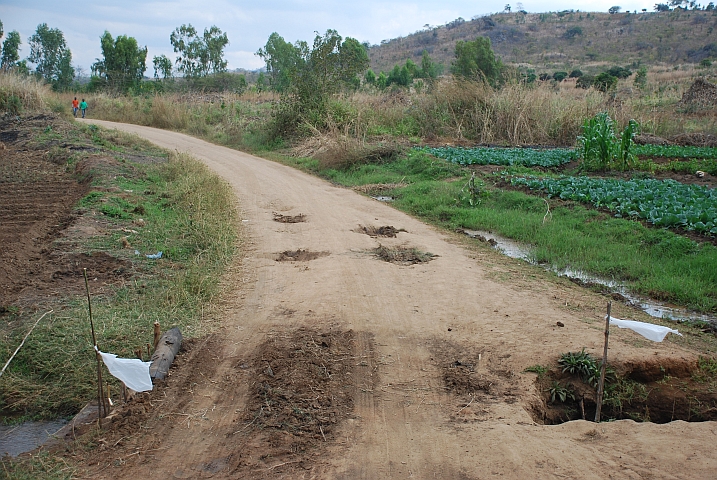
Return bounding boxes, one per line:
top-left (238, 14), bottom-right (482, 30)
top-left (276, 249), bottom-right (329, 262)
top-left (273, 212), bottom-right (307, 223)
top-left (356, 225), bottom-right (406, 238)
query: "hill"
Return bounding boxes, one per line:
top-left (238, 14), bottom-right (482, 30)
top-left (368, 10), bottom-right (717, 75)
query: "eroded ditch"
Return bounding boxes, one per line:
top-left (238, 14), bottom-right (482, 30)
top-left (529, 356), bottom-right (717, 425)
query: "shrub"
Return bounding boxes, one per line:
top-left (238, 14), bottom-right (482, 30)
top-left (576, 75), bottom-right (594, 89)
top-left (569, 69), bottom-right (583, 78)
top-left (553, 71), bottom-right (568, 82)
top-left (593, 72), bottom-right (618, 93)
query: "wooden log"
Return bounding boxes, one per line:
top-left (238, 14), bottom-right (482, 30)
top-left (149, 327), bottom-right (182, 381)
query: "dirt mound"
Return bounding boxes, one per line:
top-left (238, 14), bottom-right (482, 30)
top-left (373, 244), bottom-right (437, 265)
top-left (275, 249), bottom-right (329, 261)
top-left (634, 133), bottom-right (672, 146)
top-left (272, 212), bottom-right (306, 223)
top-left (227, 329), bottom-right (372, 474)
top-left (679, 78), bottom-right (717, 108)
top-left (356, 225), bottom-right (406, 238)
top-left (670, 132), bottom-right (717, 147)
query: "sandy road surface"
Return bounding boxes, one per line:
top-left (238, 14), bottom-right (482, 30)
top-left (76, 119), bottom-right (716, 479)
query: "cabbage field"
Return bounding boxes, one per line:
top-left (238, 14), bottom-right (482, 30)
top-left (511, 175), bottom-right (717, 234)
top-left (419, 147), bottom-right (575, 167)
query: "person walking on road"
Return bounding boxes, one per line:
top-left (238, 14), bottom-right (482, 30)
top-left (72, 97), bottom-right (79, 117)
top-left (79, 99), bottom-right (88, 118)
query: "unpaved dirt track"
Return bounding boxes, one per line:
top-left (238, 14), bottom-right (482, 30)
top-left (77, 120), bottom-right (716, 479)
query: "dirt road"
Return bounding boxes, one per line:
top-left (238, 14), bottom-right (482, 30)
top-left (76, 120), bottom-right (716, 479)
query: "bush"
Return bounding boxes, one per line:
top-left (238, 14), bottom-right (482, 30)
top-left (553, 71), bottom-right (568, 82)
top-left (576, 75), bottom-right (594, 89)
top-left (568, 69), bottom-right (583, 78)
top-left (593, 72), bottom-right (618, 93)
top-left (606, 66), bottom-right (632, 79)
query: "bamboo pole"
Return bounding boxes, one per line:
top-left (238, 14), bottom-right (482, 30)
top-left (84, 268), bottom-right (105, 426)
top-left (594, 302), bottom-right (612, 423)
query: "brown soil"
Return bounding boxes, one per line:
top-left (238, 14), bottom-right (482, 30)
top-left (373, 244), bottom-right (437, 265)
top-left (0, 115), bottom-right (131, 311)
top-left (275, 249), bottom-right (329, 262)
top-left (273, 212), bottom-right (306, 223)
top-left (679, 78), bottom-right (717, 109)
top-left (355, 224), bottom-right (406, 238)
top-left (61, 119), bottom-right (717, 480)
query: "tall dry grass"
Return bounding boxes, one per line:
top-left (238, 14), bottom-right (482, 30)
top-left (0, 71), bottom-right (49, 112)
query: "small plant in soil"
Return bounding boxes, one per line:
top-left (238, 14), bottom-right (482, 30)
top-left (524, 364), bottom-right (549, 379)
top-left (548, 381), bottom-right (575, 403)
top-left (558, 348), bottom-right (614, 388)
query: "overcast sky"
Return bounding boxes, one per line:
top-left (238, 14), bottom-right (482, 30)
top-left (2, 1), bottom-right (658, 74)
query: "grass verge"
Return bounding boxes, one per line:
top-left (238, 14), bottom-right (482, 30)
top-left (1, 126), bottom-right (237, 421)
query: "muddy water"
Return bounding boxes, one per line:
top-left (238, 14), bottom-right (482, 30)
top-left (460, 229), bottom-right (717, 325)
top-left (0, 419), bottom-right (67, 457)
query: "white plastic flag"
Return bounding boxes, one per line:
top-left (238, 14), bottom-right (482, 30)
top-left (96, 348), bottom-right (153, 392)
top-left (609, 317), bottom-right (682, 342)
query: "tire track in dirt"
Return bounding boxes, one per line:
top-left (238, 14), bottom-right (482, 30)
top-left (75, 119), bottom-right (717, 480)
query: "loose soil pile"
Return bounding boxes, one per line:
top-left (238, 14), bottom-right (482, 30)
top-left (356, 224), bottom-right (406, 238)
top-left (679, 78), bottom-right (717, 109)
top-left (373, 244), bottom-right (437, 265)
top-left (275, 249), bottom-right (329, 262)
top-left (273, 212), bottom-right (306, 223)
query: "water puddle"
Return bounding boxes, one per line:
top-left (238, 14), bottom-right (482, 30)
top-left (0, 419), bottom-right (67, 457)
top-left (459, 229), bottom-right (717, 326)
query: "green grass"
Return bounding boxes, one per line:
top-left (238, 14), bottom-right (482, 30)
top-left (0, 130), bottom-right (237, 420)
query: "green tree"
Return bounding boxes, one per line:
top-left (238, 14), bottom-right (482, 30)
top-left (256, 32), bottom-right (303, 92)
top-left (153, 54), bottom-right (173, 80)
top-left (608, 6), bottom-right (622, 13)
top-left (418, 50), bottom-right (441, 79)
top-left (451, 36), bottom-right (503, 86)
top-left (633, 66), bottom-right (648, 89)
top-left (170, 24), bottom-right (229, 79)
top-left (1, 31), bottom-right (22, 70)
top-left (569, 69), bottom-right (583, 78)
top-left (553, 71), bottom-right (568, 82)
top-left (256, 71), bottom-right (267, 92)
top-left (28, 23), bottom-right (74, 90)
top-left (269, 29), bottom-right (369, 135)
top-left (364, 68), bottom-right (376, 85)
top-left (91, 31), bottom-right (147, 91)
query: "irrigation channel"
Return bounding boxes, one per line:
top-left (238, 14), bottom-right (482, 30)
top-left (457, 228), bottom-right (717, 326)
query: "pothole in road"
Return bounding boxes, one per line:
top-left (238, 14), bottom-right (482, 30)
top-left (355, 225), bottom-right (406, 238)
top-left (373, 244), bottom-right (437, 265)
top-left (273, 212), bottom-right (306, 223)
top-left (528, 356), bottom-right (717, 425)
top-left (275, 249), bottom-right (329, 262)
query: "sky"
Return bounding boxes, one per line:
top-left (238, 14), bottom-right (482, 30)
top-left (1, 1), bottom-right (660, 75)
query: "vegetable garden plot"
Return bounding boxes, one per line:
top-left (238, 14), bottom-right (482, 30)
top-left (420, 147), bottom-right (575, 167)
top-left (633, 145), bottom-right (717, 159)
top-left (510, 176), bottom-right (717, 234)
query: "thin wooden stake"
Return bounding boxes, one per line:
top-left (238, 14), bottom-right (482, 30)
top-left (146, 343), bottom-right (152, 359)
top-left (594, 302), bottom-right (612, 423)
top-left (0, 310), bottom-right (53, 378)
top-left (84, 268), bottom-right (105, 426)
top-left (153, 321), bottom-right (161, 350)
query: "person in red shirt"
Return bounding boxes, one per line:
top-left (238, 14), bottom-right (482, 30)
top-left (72, 97), bottom-right (79, 117)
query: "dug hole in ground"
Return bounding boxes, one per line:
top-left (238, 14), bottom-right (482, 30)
top-left (70, 119), bottom-right (716, 479)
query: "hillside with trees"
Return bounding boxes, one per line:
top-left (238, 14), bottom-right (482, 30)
top-left (368, 9), bottom-right (717, 76)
